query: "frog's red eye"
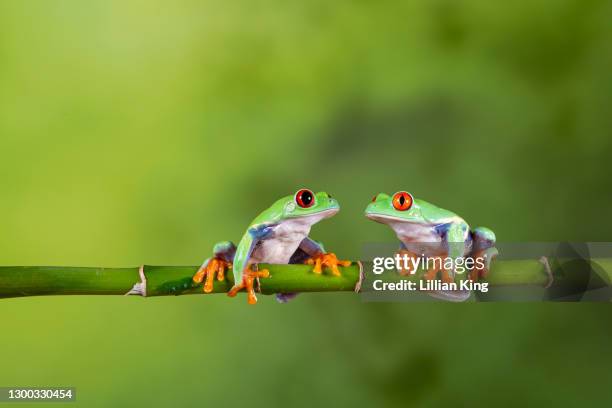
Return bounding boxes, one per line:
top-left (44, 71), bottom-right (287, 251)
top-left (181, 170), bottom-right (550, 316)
top-left (295, 189), bottom-right (315, 208)
top-left (392, 191), bottom-right (413, 211)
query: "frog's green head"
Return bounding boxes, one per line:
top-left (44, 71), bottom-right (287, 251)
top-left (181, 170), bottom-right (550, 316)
top-left (263, 189), bottom-right (340, 224)
top-left (365, 192), bottom-right (425, 225)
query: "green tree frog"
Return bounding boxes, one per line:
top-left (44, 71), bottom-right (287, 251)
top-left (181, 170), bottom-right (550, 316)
top-left (365, 191), bottom-right (497, 301)
top-left (193, 189), bottom-right (350, 304)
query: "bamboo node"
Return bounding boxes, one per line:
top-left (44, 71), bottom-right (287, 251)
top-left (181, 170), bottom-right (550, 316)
top-left (125, 265), bottom-right (148, 296)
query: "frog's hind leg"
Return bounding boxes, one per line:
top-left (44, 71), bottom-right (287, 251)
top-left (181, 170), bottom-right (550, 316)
top-left (288, 246), bottom-right (312, 265)
top-left (275, 292), bottom-right (299, 303)
top-left (425, 225), bottom-right (472, 302)
top-left (274, 240), bottom-right (322, 303)
top-left (469, 227), bottom-right (498, 281)
top-left (193, 241), bottom-right (236, 293)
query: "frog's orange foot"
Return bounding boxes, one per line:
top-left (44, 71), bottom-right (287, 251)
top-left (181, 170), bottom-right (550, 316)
top-left (305, 253), bottom-right (351, 276)
top-left (396, 249), bottom-right (420, 276)
top-left (193, 258), bottom-right (231, 293)
top-left (227, 266), bottom-right (270, 305)
top-left (423, 267), bottom-right (439, 281)
top-left (440, 269), bottom-right (455, 284)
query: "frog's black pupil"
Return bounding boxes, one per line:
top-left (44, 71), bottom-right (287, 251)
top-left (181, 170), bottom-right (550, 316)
top-left (302, 191), bottom-right (313, 205)
top-left (399, 195), bottom-right (405, 205)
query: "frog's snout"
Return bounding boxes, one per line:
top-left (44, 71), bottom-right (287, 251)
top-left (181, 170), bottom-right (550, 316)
top-left (364, 201), bottom-right (384, 221)
top-left (364, 201), bottom-right (375, 214)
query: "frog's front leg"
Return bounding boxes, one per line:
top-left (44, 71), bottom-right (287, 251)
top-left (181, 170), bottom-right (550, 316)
top-left (193, 241), bottom-right (236, 293)
top-left (439, 266), bottom-right (456, 284)
top-left (227, 264), bottom-right (270, 305)
top-left (468, 227), bottom-right (497, 281)
top-left (425, 223), bottom-right (472, 302)
top-left (301, 238), bottom-right (351, 277)
top-left (227, 226), bottom-right (274, 304)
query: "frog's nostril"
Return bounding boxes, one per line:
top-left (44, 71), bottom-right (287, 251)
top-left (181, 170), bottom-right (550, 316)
top-left (327, 194), bottom-right (332, 198)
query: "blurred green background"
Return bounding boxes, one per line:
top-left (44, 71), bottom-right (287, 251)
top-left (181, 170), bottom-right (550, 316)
top-left (0, 0), bottom-right (611, 406)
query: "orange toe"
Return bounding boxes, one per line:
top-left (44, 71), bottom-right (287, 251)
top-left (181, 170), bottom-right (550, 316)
top-left (193, 258), bottom-right (231, 293)
top-left (305, 253), bottom-right (351, 277)
top-left (227, 266), bottom-right (270, 305)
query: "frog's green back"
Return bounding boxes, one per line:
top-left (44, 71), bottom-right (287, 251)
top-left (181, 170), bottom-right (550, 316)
top-left (416, 199), bottom-right (463, 224)
top-left (250, 195), bottom-right (289, 226)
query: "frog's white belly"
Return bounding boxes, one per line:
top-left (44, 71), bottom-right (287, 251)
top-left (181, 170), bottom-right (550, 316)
top-left (392, 221), bottom-right (456, 256)
top-left (397, 227), bottom-right (441, 244)
top-left (397, 227), bottom-right (445, 256)
top-left (250, 221), bottom-right (311, 264)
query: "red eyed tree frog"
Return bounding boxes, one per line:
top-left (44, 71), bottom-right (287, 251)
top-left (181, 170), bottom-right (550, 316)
top-left (365, 191), bottom-right (497, 301)
top-left (193, 189), bottom-right (350, 304)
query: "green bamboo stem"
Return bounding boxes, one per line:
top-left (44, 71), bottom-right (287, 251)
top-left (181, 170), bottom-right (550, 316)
top-left (1, 258), bottom-right (611, 300)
